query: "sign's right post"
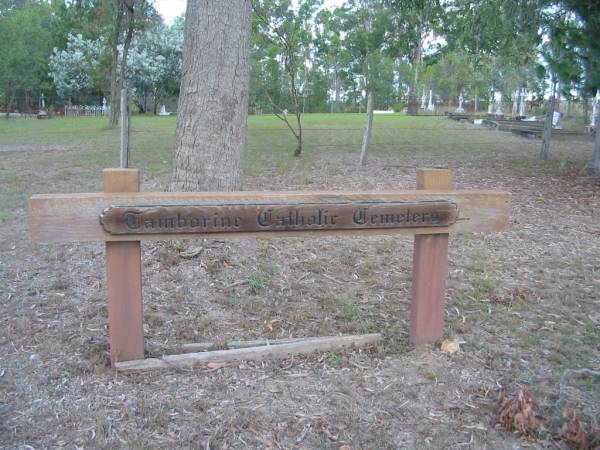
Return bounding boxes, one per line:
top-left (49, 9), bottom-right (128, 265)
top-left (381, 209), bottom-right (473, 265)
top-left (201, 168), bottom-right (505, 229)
top-left (410, 168), bottom-right (453, 344)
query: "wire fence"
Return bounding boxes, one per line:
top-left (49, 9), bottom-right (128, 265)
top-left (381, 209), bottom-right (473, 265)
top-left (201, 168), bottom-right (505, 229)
top-left (63, 105), bottom-right (109, 117)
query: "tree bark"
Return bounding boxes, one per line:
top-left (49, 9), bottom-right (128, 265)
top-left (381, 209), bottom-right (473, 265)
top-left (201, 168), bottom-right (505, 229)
top-left (170, 0), bottom-right (252, 192)
top-left (474, 86), bottom-right (479, 113)
top-left (540, 89), bottom-right (556, 161)
top-left (590, 112), bottom-right (600, 173)
top-left (109, 1), bottom-right (125, 128)
top-left (359, 90), bottom-right (374, 166)
top-left (407, 28), bottom-right (423, 115)
top-left (582, 95), bottom-right (589, 124)
top-left (118, 3), bottom-right (135, 102)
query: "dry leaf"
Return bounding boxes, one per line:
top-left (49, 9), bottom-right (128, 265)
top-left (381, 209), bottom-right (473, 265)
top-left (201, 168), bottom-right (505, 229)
top-left (206, 361), bottom-right (227, 370)
top-left (265, 319), bottom-right (282, 332)
top-left (559, 408), bottom-right (591, 448)
top-left (441, 339), bottom-right (463, 354)
top-left (497, 389), bottom-right (544, 437)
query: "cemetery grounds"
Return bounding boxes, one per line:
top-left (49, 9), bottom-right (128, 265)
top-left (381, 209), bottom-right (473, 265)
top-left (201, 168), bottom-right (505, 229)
top-left (0, 114), bottom-right (599, 449)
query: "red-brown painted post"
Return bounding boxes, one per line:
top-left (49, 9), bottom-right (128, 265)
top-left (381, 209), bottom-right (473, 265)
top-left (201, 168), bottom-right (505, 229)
top-left (104, 168), bottom-right (144, 365)
top-left (410, 168), bottom-right (453, 344)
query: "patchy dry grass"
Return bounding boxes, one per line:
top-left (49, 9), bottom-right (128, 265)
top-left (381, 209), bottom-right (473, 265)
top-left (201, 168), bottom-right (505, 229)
top-left (1, 114), bottom-right (599, 448)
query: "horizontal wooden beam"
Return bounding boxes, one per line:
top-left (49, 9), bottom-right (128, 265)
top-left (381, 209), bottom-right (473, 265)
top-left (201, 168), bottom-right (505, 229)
top-left (29, 189), bottom-right (510, 244)
top-left (116, 333), bottom-right (382, 372)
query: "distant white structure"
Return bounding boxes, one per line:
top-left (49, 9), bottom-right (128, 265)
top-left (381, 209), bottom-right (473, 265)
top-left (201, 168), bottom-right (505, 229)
top-left (159, 105), bottom-right (172, 116)
top-left (64, 105), bottom-right (107, 117)
top-left (427, 90), bottom-right (435, 111)
top-left (455, 91), bottom-right (465, 113)
top-left (421, 88), bottom-right (427, 110)
top-left (495, 93), bottom-right (504, 116)
top-left (488, 92), bottom-right (494, 114)
top-left (373, 110), bottom-right (394, 114)
top-left (553, 111), bottom-right (561, 129)
top-left (591, 91), bottom-right (599, 127)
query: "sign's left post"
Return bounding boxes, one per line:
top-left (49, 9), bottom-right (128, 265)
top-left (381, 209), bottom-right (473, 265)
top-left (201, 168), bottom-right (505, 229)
top-left (103, 168), bottom-right (144, 366)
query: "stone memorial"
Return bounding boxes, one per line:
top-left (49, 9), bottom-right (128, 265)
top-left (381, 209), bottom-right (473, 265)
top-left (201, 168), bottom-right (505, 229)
top-left (427, 90), bottom-right (435, 112)
top-left (495, 93), bottom-right (504, 116)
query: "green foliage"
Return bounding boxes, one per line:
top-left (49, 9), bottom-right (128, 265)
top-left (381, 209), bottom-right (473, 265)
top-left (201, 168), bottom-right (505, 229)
top-left (248, 275), bottom-right (270, 291)
top-left (0, 1), bottom-right (53, 111)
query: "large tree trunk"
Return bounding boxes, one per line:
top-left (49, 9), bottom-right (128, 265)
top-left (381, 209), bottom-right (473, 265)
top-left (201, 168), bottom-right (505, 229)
top-left (540, 89), bottom-right (556, 161)
top-left (407, 29), bottom-right (423, 115)
top-left (170, 0), bottom-right (252, 192)
top-left (109, 1), bottom-right (125, 128)
top-left (582, 95), bottom-right (589, 124)
top-left (359, 90), bottom-right (374, 166)
top-left (590, 112), bottom-right (600, 173)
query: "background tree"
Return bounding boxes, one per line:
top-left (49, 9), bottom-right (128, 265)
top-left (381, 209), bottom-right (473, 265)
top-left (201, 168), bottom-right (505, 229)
top-left (170, 0), bottom-right (252, 191)
top-left (558, 0), bottom-right (600, 172)
top-left (0, 1), bottom-right (52, 117)
top-left (253, 0), bottom-right (322, 157)
top-left (538, 6), bottom-right (581, 160)
top-left (48, 33), bottom-right (107, 102)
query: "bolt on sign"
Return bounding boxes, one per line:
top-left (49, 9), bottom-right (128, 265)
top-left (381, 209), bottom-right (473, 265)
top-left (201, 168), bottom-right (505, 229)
top-left (28, 168), bottom-right (510, 371)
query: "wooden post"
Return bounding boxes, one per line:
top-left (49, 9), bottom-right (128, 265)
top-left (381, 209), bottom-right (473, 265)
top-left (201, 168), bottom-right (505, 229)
top-left (103, 168), bottom-right (144, 365)
top-left (410, 168), bottom-right (453, 344)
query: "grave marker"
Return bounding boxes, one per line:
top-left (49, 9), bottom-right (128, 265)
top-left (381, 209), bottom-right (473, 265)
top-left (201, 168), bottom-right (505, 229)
top-left (28, 168), bottom-right (510, 371)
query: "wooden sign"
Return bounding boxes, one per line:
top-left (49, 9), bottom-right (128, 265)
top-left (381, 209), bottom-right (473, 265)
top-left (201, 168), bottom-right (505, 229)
top-left (28, 168), bottom-right (511, 370)
top-left (99, 200), bottom-right (458, 235)
top-left (28, 189), bottom-right (509, 243)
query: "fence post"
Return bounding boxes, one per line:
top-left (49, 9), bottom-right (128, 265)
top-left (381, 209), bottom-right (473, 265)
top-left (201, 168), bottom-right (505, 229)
top-left (104, 168), bottom-right (144, 366)
top-left (410, 168), bottom-right (453, 344)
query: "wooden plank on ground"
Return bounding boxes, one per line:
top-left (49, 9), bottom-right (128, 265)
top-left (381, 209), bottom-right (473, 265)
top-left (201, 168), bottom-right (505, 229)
top-left (180, 335), bottom-right (355, 352)
top-left (116, 333), bottom-right (382, 372)
top-left (29, 189), bottom-right (511, 243)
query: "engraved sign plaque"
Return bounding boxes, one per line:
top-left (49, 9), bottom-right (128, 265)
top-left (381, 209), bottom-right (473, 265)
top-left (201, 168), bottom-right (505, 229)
top-left (100, 200), bottom-right (458, 235)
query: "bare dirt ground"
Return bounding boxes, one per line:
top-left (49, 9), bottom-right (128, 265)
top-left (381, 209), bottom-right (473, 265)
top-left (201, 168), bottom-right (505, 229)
top-left (1, 124), bottom-right (599, 449)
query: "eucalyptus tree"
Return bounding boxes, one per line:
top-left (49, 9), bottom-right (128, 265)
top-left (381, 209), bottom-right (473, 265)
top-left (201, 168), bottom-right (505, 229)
top-left (333, 0), bottom-right (393, 165)
top-left (538, 6), bottom-right (582, 160)
top-left (443, 0), bottom-right (540, 112)
top-left (171, 0), bottom-right (252, 192)
top-left (386, 0), bottom-right (444, 115)
top-left (0, 1), bottom-right (53, 116)
top-left (314, 8), bottom-right (344, 113)
top-left (252, 0), bottom-right (322, 156)
top-left (558, 0), bottom-right (600, 172)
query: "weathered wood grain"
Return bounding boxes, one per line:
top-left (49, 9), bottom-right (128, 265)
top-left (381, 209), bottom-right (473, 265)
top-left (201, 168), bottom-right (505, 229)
top-left (103, 169), bottom-right (145, 365)
top-left (115, 333), bottom-right (382, 372)
top-left (29, 190), bottom-right (510, 243)
top-left (410, 169), bottom-right (453, 344)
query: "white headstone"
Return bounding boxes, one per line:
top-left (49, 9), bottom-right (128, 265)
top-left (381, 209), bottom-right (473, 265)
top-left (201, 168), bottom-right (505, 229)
top-left (553, 111), bottom-right (561, 128)
top-left (455, 91), bottom-right (465, 113)
top-left (495, 93), bottom-right (504, 116)
top-left (427, 90), bottom-right (435, 111)
top-left (159, 105), bottom-right (171, 116)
